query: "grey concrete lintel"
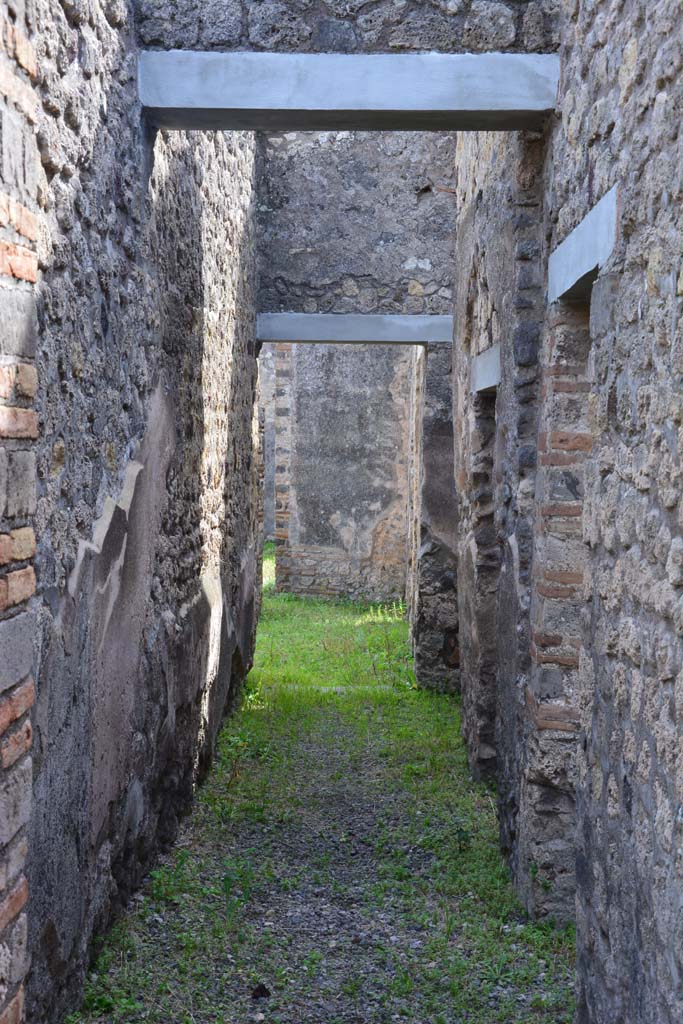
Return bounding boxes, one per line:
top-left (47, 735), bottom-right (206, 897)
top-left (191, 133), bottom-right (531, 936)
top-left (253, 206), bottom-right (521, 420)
top-left (548, 186), bottom-right (619, 303)
top-left (257, 313), bottom-right (453, 346)
top-left (471, 344), bottom-right (501, 393)
top-left (139, 51), bottom-right (560, 132)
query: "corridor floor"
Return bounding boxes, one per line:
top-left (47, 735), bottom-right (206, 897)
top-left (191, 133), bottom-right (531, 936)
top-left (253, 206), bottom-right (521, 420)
top-left (70, 546), bottom-right (575, 1024)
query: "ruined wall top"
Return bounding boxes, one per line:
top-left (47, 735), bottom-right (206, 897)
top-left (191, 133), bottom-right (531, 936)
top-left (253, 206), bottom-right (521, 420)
top-left (135, 0), bottom-right (559, 54)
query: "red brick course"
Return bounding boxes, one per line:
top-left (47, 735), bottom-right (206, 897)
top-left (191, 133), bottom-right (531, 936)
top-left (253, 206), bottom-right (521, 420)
top-left (0, 19), bottom-right (37, 78)
top-left (541, 502), bottom-right (583, 517)
top-left (0, 63), bottom-right (37, 121)
top-left (0, 566), bottom-right (36, 611)
top-left (0, 196), bottom-right (39, 243)
top-left (0, 679), bottom-right (34, 736)
top-left (0, 720), bottom-right (31, 769)
top-left (536, 582), bottom-right (580, 600)
top-left (0, 242), bottom-right (38, 283)
top-left (0, 407), bottom-right (38, 439)
top-left (549, 430), bottom-right (593, 452)
top-left (0, 875), bottom-right (27, 933)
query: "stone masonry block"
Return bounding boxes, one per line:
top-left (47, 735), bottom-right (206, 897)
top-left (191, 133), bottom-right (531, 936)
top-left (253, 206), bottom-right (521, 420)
top-left (13, 364), bottom-right (36, 399)
top-left (0, 365), bottom-right (36, 401)
top-left (0, 875), bottom-right (27, 933)
top-left (0, 613), bottom-right (34, 694)
top-left (0, 566), bottom-right (35, 611)
top-left (6, 451), bottom-right (35, 517)
top-left (0, 718), bottom-right (31, 768)
top-left (0, 450), bottom-right (6, 517)
top-left (0, 834), bottom-right (27, 894)
top-left (9, 912), bottom-right (28, 985)
top-left (0, 290), bottom-right (37, 359)
top-left (0, 987), bottom-right (23, 1024)
top-left (0, 757), bottom-right (31, 845)
top-left (0, 243), bottom-right (37, 284)
top-left (0, 109), bottom-right (24, 192)
top-left (8, 529), bottom-right (33, 562)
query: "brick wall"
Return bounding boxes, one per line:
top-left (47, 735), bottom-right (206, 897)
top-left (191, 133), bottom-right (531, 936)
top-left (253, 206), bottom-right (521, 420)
top-left (0, 5), bottom-right (39, 1019)
top-left (514, 303), bottom-right (591, 921)
top-left (0, 0), bottom-right (263, 1019)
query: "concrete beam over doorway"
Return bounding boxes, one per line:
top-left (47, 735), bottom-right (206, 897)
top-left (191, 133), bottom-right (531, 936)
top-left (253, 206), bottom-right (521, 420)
top-left (139, 51), bottom-right (559, 132)
top-left (547, 186), bottom-right (619, 303)
top-left (471, 344), bottom-right (501, 392)
top-left (257, 313), bottom-right (453, 346)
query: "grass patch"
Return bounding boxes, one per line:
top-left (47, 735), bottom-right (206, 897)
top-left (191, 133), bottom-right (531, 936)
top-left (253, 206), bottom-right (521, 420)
top-left (68, 541), bottom-right (575, 1023)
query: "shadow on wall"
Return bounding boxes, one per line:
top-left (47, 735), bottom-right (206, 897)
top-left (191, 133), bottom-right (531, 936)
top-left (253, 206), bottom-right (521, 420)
top-left (28, 47), bottom-right (259, 1020)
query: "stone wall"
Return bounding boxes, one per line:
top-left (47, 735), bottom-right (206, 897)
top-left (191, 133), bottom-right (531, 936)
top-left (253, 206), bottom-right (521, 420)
top-left (258, 131), bottom-right (455, 319)
top-left (450, 0), bottom-right (683, 1009)
top-left (452, 131), bottom-right (543, 784)
top-left (260, 129), bottom-right (456, 605)
top-left (452, 128), bottom-right (580, 924)
top-left (0, 1), bottom-right (263, 1020)
top-left (517, 299), bottom-right (588, 922)
top-left (274, 341), bottom-right (412, 602)
top-left (547, 0), bottom-right (683, 1019)
top-left (135, 0), bottom-right (559, 54)
top-left (408, 342), bottom-right (459, 690)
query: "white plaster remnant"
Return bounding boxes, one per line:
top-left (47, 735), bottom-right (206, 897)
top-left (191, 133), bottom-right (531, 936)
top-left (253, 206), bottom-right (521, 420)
top-left (67, 461), bottom-right (143, 600)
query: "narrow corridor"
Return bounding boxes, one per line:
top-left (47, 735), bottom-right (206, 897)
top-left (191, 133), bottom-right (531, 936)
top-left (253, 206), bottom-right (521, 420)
top-left (69, 547), bottom-right (574, 1024)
